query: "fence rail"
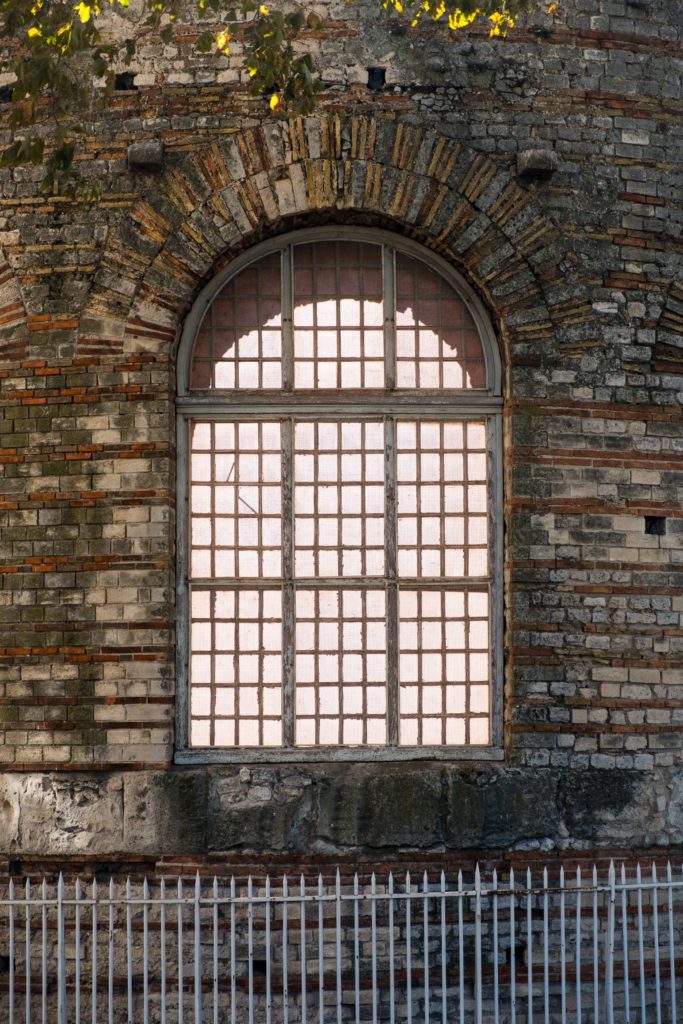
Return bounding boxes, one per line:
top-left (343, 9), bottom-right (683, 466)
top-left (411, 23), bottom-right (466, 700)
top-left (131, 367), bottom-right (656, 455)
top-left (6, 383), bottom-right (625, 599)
top-left (1, 862), bottom-right (681, 1023)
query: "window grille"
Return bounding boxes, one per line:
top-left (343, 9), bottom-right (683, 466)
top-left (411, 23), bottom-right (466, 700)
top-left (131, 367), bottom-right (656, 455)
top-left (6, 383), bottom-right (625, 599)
top-left (176, 228), bottom-right (503, 760)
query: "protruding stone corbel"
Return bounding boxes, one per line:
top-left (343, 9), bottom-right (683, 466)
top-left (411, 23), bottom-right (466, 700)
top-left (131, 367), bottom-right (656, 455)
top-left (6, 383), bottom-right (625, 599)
top-left (127, 139), bottom-right (165, 172)
top-left (516, 148), bottom-right (558, 180)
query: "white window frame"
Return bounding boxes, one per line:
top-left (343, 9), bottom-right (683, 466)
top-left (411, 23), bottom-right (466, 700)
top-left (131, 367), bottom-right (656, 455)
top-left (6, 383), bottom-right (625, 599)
top-left (175, 226), bottom-right (504, 763)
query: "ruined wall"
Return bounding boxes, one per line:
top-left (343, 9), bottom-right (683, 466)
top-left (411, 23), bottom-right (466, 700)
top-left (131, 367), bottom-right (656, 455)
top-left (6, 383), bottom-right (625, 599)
top-left (1, 0), bottom-right (683, 867)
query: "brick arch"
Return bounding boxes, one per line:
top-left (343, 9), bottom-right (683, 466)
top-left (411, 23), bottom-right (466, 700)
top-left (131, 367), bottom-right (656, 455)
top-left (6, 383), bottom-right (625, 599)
top-left (652, 277), bottom-right (683, 372)
top-left (0, 246), bottom-right (30, 361)
top-left (78, 115), bottom-right (588, 364)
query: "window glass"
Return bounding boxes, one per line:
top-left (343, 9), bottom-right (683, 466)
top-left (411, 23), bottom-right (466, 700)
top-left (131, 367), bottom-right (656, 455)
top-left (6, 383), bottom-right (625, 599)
top-left (181, 232), bottom-right (500, 754)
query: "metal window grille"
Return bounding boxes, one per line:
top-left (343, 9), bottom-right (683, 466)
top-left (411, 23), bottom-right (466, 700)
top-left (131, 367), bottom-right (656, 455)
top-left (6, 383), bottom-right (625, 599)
top-left (176, 228), bottom-right (504, 758)
top-left (2, 861), bottom-right (681, 1024)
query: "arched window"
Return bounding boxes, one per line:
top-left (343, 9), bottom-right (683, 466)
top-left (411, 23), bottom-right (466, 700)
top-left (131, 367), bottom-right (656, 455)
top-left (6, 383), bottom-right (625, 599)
top-left (176, 228), bottom-right (503, 761)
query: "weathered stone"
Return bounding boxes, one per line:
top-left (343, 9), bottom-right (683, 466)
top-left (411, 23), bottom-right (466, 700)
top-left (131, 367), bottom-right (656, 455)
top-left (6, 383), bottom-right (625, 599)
top-left (127, 139), bottom-right (165, 171)
top-left (516, 149), bottom-right (559, 179)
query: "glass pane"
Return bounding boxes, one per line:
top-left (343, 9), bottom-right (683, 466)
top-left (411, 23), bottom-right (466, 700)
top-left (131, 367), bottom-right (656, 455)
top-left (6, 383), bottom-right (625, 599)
top-left (395, 252), bottom-right (486, 389)
top-left (295, 589), bottom-right (387, 746)
top-left (190, 589), bottom-right (283, 747)
top-left (294, 420), bottom-right (385, 578)
top-left (189, 253), bottom-right (282, 389)
top-left (398, 589), bottom-right (490, 746)
top-left (190, 421), bottom-right (282, 579)
top-left (396, 420), bottom-right (489, 579)
top-left (293, 241), bottom-right (384, 389)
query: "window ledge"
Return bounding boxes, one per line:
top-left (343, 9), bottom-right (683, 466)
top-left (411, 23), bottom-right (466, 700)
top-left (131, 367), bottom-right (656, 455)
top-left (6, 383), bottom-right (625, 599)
top-left (174, 746), bottom-right (505, 765)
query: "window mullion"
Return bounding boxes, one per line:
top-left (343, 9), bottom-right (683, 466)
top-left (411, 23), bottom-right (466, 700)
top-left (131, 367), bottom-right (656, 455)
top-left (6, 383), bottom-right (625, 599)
top-left (385, 415), bottom-right (399, 747)
top-left (282, 417), bottom-right (295, 748)
top-left (384, 245), bottom-right (395, 391)
top-left (281, 247), bottom-right (295, 747)
top-left (282, 245), bottom-right (294, 391)
top-left (384, 247), bottom-right (398, 746)
top-left (488, 412), bottom-right (504, 749)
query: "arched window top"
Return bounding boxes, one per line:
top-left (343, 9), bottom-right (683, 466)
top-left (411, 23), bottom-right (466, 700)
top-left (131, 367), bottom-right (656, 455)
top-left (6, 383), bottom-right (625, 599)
top-left (177, 228), bottom-right (501, 398)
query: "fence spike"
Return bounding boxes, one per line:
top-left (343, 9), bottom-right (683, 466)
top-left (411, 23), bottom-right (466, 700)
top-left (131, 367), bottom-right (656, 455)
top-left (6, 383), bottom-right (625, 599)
top-left (389, 871), bottom-right (396, 1024)
top-left (653, 861), bottom-right (662, 1024)
top-left (440, 870), bottom-right (447, 1024)
top-left (457, 870), bottom-right (464, 1024)
top-left (282, 874), bottom-right (289, 1024)
top-left (75, 877), bottom-right (82, 1024)
top-left (248, 874), bottom-right (254, 1024)
top-left (475, 864), bottom-right (482, 1024)
top-left (407, 871), bottom-right (413, 1024)
top-left (667, 861), bottom-right (677, 1024)
top-left (543, 867), bottom-right (549, 1024)
top-left (178, 876), bottom-right (184, 1024)
top-left (266, 874), bottom-right (272, 1024)
top-left (318, 873), bottom-right (325, 1024)
top-left (212, 877), bottom-right (219, 1024)
top-left (335, 870), bottom-right (341, 1024)
top-left (301, 873), bottom-right (307, 1024)
top-left (9, 876), bottom-right (15, 1024)
top-left (230, 876), bottom-right (236, 1024)
top-left (160, 878), bottom-right (167, 1024)
top-left (509, 867), bottom-right (516, 1024)
top-left (143, 877), bottom-right (150, 1024)
top-left (25, 877), bottom-right (32, 1024)
top-left (108, 879), bottom-right (115, 1024)
top-left (559, 866), bottom-right (566, 1024)
top-left (194, 872), bottom-right (202, 1024)
top-left (126, 877), bottom-right (133, 1024)
top-left (526, 868), bottom-right (533, 1024)
top-left (92, 879), bottom-right (98, 1024)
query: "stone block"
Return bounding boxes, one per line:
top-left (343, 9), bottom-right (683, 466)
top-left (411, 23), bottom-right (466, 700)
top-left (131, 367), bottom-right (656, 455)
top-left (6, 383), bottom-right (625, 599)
top-left (127, 139), bottom-right (165, 171)
top-left (516, 148), bottom-right (559, 179)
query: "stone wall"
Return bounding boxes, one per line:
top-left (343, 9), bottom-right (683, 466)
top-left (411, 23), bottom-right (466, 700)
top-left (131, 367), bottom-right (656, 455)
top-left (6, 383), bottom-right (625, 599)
top-left (0, 0), bottom-right (682, 864)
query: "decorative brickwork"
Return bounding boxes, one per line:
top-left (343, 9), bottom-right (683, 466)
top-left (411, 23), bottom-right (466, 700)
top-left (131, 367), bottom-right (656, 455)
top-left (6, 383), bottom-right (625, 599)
top-left (0, 0), bottom-right (682, 862)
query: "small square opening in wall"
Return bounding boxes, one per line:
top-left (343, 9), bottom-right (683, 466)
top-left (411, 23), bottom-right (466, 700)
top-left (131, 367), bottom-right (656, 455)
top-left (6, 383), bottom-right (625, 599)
top-left (367, 68), bottom-right (386, 91)
top-left (114, 72), bottom-right (137, 91)
top-left (644, 516), bottom-right (666, 536)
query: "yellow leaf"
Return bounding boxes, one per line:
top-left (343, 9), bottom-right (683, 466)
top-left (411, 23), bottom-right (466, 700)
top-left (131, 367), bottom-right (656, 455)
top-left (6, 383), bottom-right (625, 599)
top-left (259, 4), bottom-right (269, 12)
top-left (74, 2), bottom-right (93, 23)
top-left (487, 10), bottom-right (514, 35)
top-left (27, 25), bottom-right (42, 37)
top-left (248, 65), bottom-right (258, 76)
top-left (269, 92), bottom-right (279, 110)
top-left (447, 7), bottom-right (478, 29)
top-left (216, 31), bottom-right (230, 50)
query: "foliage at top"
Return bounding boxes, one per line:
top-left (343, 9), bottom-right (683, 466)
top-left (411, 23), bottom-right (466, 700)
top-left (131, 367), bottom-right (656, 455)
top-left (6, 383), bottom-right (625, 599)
top-left (0, 0), bottom-right (552, 190)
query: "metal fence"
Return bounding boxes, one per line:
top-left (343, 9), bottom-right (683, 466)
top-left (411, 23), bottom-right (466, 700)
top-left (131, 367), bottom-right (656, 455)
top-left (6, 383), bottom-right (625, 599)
top-left (0, 862), bottom-right (681, 1024)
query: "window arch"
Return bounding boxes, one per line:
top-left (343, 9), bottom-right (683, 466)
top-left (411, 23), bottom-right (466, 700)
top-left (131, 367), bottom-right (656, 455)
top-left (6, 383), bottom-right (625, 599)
top-left (176, 227), bottom-right (503, 761)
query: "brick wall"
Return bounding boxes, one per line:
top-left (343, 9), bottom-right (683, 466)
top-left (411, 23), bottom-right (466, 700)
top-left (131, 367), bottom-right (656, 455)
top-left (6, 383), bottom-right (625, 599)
top-left (0, 0), bottom-right (682, 860)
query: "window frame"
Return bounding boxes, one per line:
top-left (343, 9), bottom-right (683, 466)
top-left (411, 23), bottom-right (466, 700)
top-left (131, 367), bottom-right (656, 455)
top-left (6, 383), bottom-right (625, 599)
top-left (175, 226), bottom-right (504, 764)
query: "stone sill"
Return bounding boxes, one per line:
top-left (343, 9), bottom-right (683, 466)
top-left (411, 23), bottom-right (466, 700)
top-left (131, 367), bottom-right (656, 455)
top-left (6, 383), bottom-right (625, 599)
top-left (174, 746), bottom-right (505, 765)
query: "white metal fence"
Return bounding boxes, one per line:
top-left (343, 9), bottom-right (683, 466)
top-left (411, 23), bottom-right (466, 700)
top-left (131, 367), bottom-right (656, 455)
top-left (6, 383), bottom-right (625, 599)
top-left (0, 862), bottom-right (681, 1024)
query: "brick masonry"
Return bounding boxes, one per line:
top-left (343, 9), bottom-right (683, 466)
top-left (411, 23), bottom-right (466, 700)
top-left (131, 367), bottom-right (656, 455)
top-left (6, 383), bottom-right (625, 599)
top-left (0, 0), bottom-right (682, 863)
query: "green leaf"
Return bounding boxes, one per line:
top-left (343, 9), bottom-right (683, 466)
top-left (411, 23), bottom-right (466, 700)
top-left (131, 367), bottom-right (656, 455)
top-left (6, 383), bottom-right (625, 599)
top-left (0, 142), bottom-right (22, 168)
top-left (195, 29), bottom-right (214, 51)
